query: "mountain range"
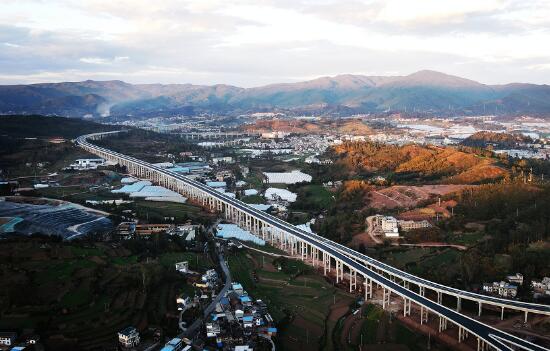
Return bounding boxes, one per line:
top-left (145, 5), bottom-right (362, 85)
top-left (1, 70), bottom-right (550, 118)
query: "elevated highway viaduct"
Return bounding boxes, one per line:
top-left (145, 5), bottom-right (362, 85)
top-left (77, 131), bottom-right (550, 351)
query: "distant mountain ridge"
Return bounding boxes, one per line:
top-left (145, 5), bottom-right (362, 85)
top-left (1, 70), bottom-right (550, 118)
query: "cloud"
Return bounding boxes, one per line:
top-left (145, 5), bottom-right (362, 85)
top-left (0, 0), bottom-right (549, 86)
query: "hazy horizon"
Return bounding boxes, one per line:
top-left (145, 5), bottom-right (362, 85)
top-left (2, 1), bottom-right (550, 87)
top-left (1, 69), bottom-right (550, 88)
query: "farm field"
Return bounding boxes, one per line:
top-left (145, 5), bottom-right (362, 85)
top-left (227, 249), bottom-right (356, 351)
top-left (228, 247), bottom-right (451, 351)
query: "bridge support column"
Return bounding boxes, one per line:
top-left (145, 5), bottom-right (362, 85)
top-left (478, 302), bottom-right (482, 317)
top-left (364, 278), bottom-right (373, 300)
top-left (501, 306), bottom-right (504, 320)
top-left (419, 286), bottom-right (425, 297)
top-left (524, 310), bottom-right (528, 323)
top-left (311, 248), bottom-right (319, 267)
top-left (382, 288), bottom-right (391, 310)
top-left (437, 291), bottom-right (442, 304)
top-left (336, 260), bottom-right (340, 283)
top-left (458, 326), bottom-right (468, 342)
top-left (403, 298), bottom-right (411, 317)
top-left (456, 297), bottom-right (461, 312)
top-left (350, 269), bottom-right (357, 292)
top-left (477, 338), bottom-right (487, 351)
top-left (420, 306), bottom-right (428, 325)
top-left (438, 316), bottom-right (448, 332)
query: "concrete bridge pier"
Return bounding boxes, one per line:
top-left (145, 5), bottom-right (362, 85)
top-left (364, 278), bottom-right (373, 300)
top-left (458, 326), bottom-right (469, 343)
top-left (403, 298), bottom-right (411, 317)
top-left (349, 269), bottom-right (357, 292)
top-left (438, 315), bottom-right (448, 332)
top-left (382, 288), bottom-right (391, 310)
top-left (420, 306), bottom-right (428, 325)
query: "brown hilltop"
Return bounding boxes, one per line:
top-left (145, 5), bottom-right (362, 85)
top-left (332, 141), bottom-right (508, 184)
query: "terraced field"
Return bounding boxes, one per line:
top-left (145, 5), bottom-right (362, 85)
top-left (227, 248), bottom-right (356, 351)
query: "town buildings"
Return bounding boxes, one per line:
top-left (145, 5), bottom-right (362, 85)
top-left (482, 281), bottom-right (518, 298)
top-left (369, 215), bottom-right (400, 238)
top-left (118, 327), bottom-right (140, 348)
top-left (398, 219), bottom-right (431, 232)
top-left (202, 281), bottom-right (276, 349)
top-left (531, 277), bottom-right (550, 297)
top-left (67, 158), bottom-right (106, 170)
top-left (0, 332), bottom-right (17, 348)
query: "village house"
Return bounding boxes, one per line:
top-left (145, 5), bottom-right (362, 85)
top-left (118, 327), bottom-right (140, 348)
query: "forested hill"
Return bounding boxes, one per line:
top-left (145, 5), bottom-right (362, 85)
top-left (461, 131), bottom-right (532, 148)
top-left (2, 70), bottom-right (550, 118)
top-left (329, 141), bottom-right (508, 184)
top-left (0, 115), bottom-right (119, 139)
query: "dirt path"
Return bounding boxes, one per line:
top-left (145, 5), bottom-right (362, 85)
top-left (393, 242), bottom-right (467, 250)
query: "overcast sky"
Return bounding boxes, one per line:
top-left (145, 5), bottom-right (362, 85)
top-left (1, 0), bottom-right (550, 86)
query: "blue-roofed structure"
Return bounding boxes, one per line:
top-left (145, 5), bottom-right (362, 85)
top-left (167, 166), bottom-right (191, 173)
top-left (240, 296), bottom-right (251, 303)
top-left (206, 181), bottom-right (227, 188)
top-left (160, 337), bottom-right (183, 351)
top-left (242, 316), bottom-right (253, 322)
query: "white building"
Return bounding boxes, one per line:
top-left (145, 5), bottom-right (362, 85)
top-left (398, 219), bottom-right (431, 232)
top-left (0, 332), bottom-right (17, 347)
top-left (69, 158), bottom-right (105, 170)
top-left (506, 273), bottom-right (524, 286)
top-left (118, 327), bottom-right (140, 348)
top-left (175, 261), bottom-right (189, 273)
top-left (371, 215), bottom-right (399, 237)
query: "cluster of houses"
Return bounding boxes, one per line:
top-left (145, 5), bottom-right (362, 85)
top-left (482, 274), bottom-right (550, 299)
top-left (204, 282), bottom-right (276, 349)
top-left (531, 277), bottom-right (550, 298)
top-left (482, 273), bottom-right (524, 298)
top-left (115, 222), bottom-right (199, 240)
top-left (63, 158), bottom-right (110, 171)
top-left (367, 214), bottom-right (431, 238)
top-left (0, 332), bottom-right (39, 351)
